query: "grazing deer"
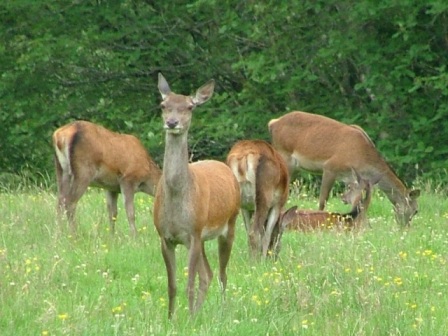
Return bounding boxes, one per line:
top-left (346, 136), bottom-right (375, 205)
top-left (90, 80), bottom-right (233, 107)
top-left (52, 120), bottom-right (161, 235)
top-left (226, 139), bottom-right (290, 258)
top-left (283, 171), bottom-right (375, 231)
top-left (268, 111), bottom-right (420, 226)
top-left (153, 73), bottom-right (240, 318)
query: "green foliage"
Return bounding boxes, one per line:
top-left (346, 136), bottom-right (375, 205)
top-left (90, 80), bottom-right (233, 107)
top-left (0, 1), bottom-right (447, 184)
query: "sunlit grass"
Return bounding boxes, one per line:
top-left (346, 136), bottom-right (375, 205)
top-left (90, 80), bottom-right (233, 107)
top-left (0, 180), bottom-right (447, 335)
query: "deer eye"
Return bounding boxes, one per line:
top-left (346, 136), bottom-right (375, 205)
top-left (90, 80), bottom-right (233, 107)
top-left (160, 102), bottom-right (166, 109)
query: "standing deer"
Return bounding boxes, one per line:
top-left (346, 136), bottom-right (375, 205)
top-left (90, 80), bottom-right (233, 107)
top-left (53, 120), bottom-right (161, 235)
top-left (283, 170), bottom-right (375, 231)
top-left (153, 73), bottom-right (240, 318)
top-left (226, 139), bottom-right (290, 258)
top-left (268, 111), bottom-right (420, 226)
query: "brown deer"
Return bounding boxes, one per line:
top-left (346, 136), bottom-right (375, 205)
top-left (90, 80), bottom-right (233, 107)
top-left (282, 170), bottom-right (375, 231)
top-left (226, 139), bottom-right (290, 258)
top-left (53, 120), bottom-right (161, 235)
top-left (268, 111), bottom-right (420, 226)
top-left (153, 73), bottom-right (240, 318)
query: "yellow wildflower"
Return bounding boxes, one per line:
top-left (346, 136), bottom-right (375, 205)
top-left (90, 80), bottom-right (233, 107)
top-left (112, 305), bottom-right (123, 314)
top-left (57, 313), bottom-right (69, 321)
top-left (394, 277), bottom-right (403, 286)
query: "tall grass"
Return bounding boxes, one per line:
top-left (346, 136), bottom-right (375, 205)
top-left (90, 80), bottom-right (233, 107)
top-left (0, 179), bottom-right (447, 335)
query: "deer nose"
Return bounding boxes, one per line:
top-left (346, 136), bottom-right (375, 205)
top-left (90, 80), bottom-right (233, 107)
top-left (166, 118), bottom-right (179, 129)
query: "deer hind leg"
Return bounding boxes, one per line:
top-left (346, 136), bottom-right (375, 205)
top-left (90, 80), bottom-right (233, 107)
top-left (120, 182), bottom-right (137, 236)
top-left (60, 174), bottom-right (90, 235)
top-left (201, 243), bottom-right (213, 283)
top-left (249, 194), bottom-right (270, 258)
top-left (240, 208), bottom-right (253, 253)
top-left (161, 239), bottom-right (177, 319)
top-left (56, 170), bottom-right (72, 223)
top-left (319, 170), bottom-right (337, 210)
top-left (55, 154), bottom-right (74, 224)
top-left (241, 208), bottom-right (252, 233)
top-left (55, 155), bottom-right (65, 222)
top-left (194, 243), bottom-right (213, 313)
top-left (252, 192), bottom-right (272, 257)
top-left (105, 191), bottom-right (118, 234)
top-left (217, 218), bottom-right (235, 295)
top-left (248, 218), bottom-right (262, 259)
top-left (262, 206), bottom-right (281, 258)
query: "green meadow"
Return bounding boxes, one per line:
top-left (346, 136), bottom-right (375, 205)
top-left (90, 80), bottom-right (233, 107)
top-left (1, 180), bottom-right (448, 335)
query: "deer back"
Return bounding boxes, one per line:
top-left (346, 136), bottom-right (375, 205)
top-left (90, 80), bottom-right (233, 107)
top-left (53, 120), bottom-right (160, 195)
top-left (268, 111), bottom-right (387, 176)
top-left (269, 111), bottom-right (420, 226)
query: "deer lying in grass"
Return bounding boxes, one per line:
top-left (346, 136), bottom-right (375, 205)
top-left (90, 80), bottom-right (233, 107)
top-left (53, 120), bottom-right (161, 235)
top-left (282, 171), bottom-right (375, 231)
top-left (153, 73), bottom-right (240, 318)
top-left (269, 111), bottom-right (420, 226)
top-left (226, 139), bottom-right (290, 258)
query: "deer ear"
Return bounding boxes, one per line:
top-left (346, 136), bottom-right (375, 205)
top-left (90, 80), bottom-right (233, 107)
top-left (409, 189), bottom-right (420, 199)
top-left (158, 73), bottom-right (171, 99)
top-left (192, 79), bottom-right (215, 105)
top-left (350, 167), bottom-right (362, 183)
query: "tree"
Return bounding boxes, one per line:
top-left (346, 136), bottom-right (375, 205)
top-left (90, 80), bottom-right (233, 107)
top-left (0, 0), bottom-right (446, 185)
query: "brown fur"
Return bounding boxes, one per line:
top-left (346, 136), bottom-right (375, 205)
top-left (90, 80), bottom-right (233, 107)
top-left (226, 139), bottom-right (289, 258)
top-left (268, 111), bottom-right (420, 226)
top-left (283, 175), bottom-right (373, 231)
top-left (52, 120), bottom-right (161, 235)
top-left (153, 73), bottom-right (240, 318)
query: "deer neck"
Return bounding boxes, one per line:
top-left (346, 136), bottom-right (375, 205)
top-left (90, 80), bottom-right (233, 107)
top-left (377, 171), bottom-right (407, 206)
top-left (162, 132), bottom-right (192, 193)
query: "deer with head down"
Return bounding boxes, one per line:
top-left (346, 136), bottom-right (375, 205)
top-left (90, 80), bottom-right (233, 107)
top-left (226, 139), bottom-right (290, 258)
top-left (52, 120), bottom-right (161, 235)
top-left (153, 73), bottom-right (240, 318)
top-left (282, 170), bottom-right (375, 231)
top-left (268, 111), bottom-right (420, 226)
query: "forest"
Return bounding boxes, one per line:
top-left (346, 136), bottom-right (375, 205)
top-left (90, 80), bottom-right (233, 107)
top-left (1, 0), bottom-right (447, 186)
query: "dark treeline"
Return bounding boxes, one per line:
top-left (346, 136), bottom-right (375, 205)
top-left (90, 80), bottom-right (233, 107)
top-left (1, 1), bottom-right (447, 186)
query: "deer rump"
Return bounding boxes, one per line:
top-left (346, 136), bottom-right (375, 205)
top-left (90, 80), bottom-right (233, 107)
top-left (227, 140), bottom-right (289, 257)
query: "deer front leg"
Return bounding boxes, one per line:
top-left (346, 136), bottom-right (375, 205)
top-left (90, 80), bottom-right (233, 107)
top-left (105, 190), bottom-right (118, 234)
top-left (187, 235), bottom-right (202, 314)
top-left (120, 182), bottom-right (137, 236)
top-left (161, 239), bottom-right (177, 319)
top-left (319, 170), bottom-right (337, 210)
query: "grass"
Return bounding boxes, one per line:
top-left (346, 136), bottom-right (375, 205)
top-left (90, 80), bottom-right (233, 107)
top-left (1, 180), bottom-right (448, 335)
